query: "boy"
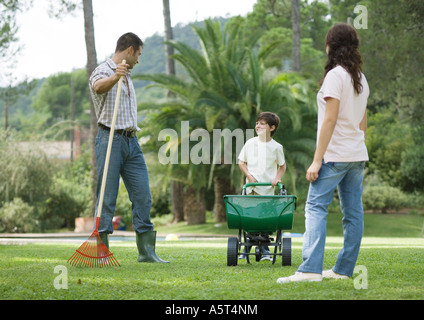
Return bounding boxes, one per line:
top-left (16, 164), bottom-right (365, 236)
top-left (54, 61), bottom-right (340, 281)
top-left (238, 112), bottom-right (286, 260)
top-left (238, 112), bottom-right (286, 195)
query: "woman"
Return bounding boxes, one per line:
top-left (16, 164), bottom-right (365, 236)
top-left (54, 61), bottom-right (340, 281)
top-left (277, 23), bottom-right (369, 283)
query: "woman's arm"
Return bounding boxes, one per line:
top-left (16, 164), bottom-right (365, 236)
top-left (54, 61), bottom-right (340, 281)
top-left (360, 111), bottom-right (367, 136)
top-left (306, 97), bottom-right (340, 182)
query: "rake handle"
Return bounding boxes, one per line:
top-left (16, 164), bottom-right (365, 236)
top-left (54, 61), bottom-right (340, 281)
top-left (95, 60), bottom-right (126, 230)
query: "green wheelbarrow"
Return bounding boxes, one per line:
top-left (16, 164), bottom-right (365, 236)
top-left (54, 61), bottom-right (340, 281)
top-left (224, 182), bottom-right (296, 266)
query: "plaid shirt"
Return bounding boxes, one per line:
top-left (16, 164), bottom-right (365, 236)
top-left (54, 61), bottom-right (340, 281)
top-left (89, 58), bottom-right (139, 131)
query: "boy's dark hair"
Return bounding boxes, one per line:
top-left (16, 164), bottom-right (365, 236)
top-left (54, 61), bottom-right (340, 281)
top-left (256, 112), bottom-right (280, 136)
top-left (115, 32), bottom-right (144, 54)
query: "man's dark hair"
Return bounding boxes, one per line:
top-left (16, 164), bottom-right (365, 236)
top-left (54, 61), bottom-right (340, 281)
top-left (256, 112), bottom-right (280, 136)
top-left (115, 32), bottom-right (144, 54)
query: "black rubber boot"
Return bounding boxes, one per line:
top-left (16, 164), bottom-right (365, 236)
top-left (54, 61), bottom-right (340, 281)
top-left (99, 233), bottom-right (109, 249)
top-left (136, 231), bottom-right (169, 263)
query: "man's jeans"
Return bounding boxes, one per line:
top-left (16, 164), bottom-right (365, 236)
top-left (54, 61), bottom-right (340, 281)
top-left (298, 161), bottom-right (366, 277)
top-left (94, 128), bottom-right (153, 234)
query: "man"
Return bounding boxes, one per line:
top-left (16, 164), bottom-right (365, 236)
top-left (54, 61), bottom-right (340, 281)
top-left (89, 32), bottom-right (168, 263)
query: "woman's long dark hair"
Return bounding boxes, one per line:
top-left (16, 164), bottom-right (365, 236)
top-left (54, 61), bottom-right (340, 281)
top-left (321, 23), bottom-right (364, 95)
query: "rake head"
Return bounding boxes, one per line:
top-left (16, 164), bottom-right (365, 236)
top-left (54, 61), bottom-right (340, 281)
top-left (68, 231), bottom-right (120, 268)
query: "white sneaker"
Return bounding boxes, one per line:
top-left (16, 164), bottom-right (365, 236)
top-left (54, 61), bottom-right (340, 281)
top-left (260, 254), bottom-right (273, 261)
top-left (322, 269), bottom-right (349, 279)
top-left (276, 272), bottom-right (322, 284)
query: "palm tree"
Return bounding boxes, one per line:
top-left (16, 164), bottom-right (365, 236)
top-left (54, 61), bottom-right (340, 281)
top-left (136, 18), bottom-right (316, 223)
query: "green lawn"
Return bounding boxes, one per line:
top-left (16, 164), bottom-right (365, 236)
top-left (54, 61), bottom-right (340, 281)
top-left (1, 213), bottom-right (423, 300)
top-left (155, 212), bottom-right (424, 238)
top-left (1, 232), bottom-right (423, 300)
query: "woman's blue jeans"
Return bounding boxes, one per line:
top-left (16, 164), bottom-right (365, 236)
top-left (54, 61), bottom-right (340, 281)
top-left (94, 128), bottom-right (154, 234)
top-left (298, 161), bottom-right (366, 277)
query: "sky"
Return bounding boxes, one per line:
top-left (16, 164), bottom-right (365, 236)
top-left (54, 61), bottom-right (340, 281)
top-left (5, 0), bottom-right (257, 86)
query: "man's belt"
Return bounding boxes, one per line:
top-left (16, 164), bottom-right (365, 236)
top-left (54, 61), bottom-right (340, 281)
top-left (98, 123), bottom-right (136, 138)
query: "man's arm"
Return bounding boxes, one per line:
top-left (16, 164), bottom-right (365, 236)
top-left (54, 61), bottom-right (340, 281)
top-left (93, 62), bottom-right (129, 94)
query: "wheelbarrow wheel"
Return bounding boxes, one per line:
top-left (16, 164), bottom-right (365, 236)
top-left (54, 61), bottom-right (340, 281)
top-left (282, 237), bottom-right (292, 266)
top-left (227, 237), bottom-right (238, 266)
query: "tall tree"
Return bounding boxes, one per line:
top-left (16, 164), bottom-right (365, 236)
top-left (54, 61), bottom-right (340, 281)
top-left (163, 0), bottom-right (176, 82)
top-left (291, 0), bottom-right (301, 71)
top-left (82, 0), bottom-right (98, 215)
top-left (162, 0), bottom-right (184, 223)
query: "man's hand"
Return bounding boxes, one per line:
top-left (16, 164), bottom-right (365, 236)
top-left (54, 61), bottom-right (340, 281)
top-left (115, 62), bottom-right (129, 78)
top-left (93, 62), bottom-right (130, 95)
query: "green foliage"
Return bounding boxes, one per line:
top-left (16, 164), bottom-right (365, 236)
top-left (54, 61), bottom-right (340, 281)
top-left (0, 129), bottom-right (54, 205)
top-left (42, 171), bottom-right (91, 230)
top-left (401, 144), bottom-right (424, 192)
top-left (356, 0), bottom-right (424, 125)
top-left (2, 1), bottom-right (423, 222)
top-left (246, 0), bottom-right (330, 79)
top-left (362, 185), bottom-right (409, 213)
top-left (31, 69), bottom-right (90, 131)
top-left (0, 129), bottom-right (94, 231)
top-left (137, 18), bottom-right (318, 196)
top-left (366, 110), bottom-right (424, 193)
top-left (0, 197), bottom-right (40, 233)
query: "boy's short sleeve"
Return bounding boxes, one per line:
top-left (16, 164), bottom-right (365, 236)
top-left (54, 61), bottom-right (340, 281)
top-left (276, 145), bottom-right (285, 166)
top-left (238, 144), bottom-right (247, 162)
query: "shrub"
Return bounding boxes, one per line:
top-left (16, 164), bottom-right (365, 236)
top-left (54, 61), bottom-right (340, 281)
top-left (362, 185), bottom-right (409, 213)
top-left (0, 198), bottom-right (40, 233)
top-left (41, 173), bottom-right (91, 231)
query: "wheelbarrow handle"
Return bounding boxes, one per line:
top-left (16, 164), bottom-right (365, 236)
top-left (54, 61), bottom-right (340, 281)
top-left (242, 182), bottom-right (287, 195)
top-left (243, 182), bottom-right (283, 189)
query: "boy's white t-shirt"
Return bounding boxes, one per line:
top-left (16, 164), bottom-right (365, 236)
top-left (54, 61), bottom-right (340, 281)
top-left (238, 137), bottom-right (285, 195)
top-left (317, 65), bottom-right (369, 163)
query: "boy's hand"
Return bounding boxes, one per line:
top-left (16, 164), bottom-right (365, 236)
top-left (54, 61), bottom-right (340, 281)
top-left (271, 177), bottom-right (280, 187)
top-left (247, 174), bottom-right (257, 184)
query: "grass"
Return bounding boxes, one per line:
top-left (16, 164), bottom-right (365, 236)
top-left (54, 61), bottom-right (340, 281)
top-left (0, 237), bottom-right (423, 300)
top-left (154, 211), bottom-right (424, 238)
top-left (0, 213), bottom-right (423, 300)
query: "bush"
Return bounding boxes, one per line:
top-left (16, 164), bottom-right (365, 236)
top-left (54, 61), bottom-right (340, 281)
top-left (40, 171), bottom-right (91, 231)
top-left (362, 185), bottom-right (409, 213)
top-left (0, 198), bottom-right (40, 233)
top-left (401, 144), bottom-right (424, 192)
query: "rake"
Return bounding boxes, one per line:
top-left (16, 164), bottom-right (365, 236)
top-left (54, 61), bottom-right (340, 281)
top-left (68, 60), bottom-right (127, 268)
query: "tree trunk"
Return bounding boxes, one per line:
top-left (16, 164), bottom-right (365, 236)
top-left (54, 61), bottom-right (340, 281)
top-left (163, 0), bottom-right (184, 223)
top-left (172, 181), bottom-right (184, 223)
top-left (163, 0), bottom-right (176, 81)
top-left (83, 0), bottom-right (98, 215)
top-left (291, 0), bottom-right (301, 72)
top-left (213, 175), bottom-right (235, 223)
top-left (183, 187), bottom-right (206, 225)
top-left (4, 101), bottom-right (7, 130)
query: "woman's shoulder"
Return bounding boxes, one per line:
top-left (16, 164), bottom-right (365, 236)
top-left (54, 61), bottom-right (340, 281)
top-left (328, 65), bottom-right (347, 76)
